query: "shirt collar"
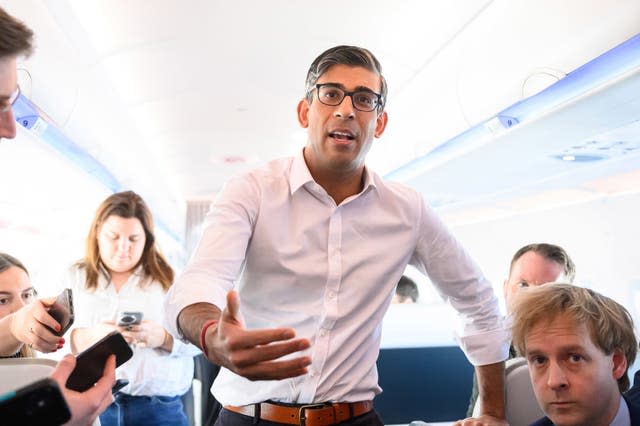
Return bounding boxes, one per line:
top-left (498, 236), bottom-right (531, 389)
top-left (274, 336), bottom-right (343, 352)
top-left (611, 395), bottom-right (630, 426)
top-left (289, 149), bottom-right (315, 194)
top-left (289, 148), bottom-right (379, 196)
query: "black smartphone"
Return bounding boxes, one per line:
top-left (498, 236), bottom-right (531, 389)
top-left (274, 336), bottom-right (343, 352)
top-left (66, 331), bottom-right (133, 392)
top-left (111, 378), bottom-right (129, 394)
top-left (47, 288), bottom-right (74, 336)
top-left (116, 311), bottom-right (143, 328)
top-left (0, 377), bottom-right (71, 425)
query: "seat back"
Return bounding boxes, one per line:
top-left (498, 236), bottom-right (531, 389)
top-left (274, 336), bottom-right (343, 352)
top-left (0, 358), bottom-right (58, 394)
top-left (504, 357), bottom-right (545, 426)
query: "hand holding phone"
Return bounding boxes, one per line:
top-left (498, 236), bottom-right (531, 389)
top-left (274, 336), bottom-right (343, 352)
top-left (66, 331), bottom-right (133, 392)
top-left (47, 288), bottom-right (74, 336)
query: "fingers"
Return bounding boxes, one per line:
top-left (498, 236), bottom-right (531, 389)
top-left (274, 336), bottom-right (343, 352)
top-left (453, 415), bottom-right (508, 426)
top-left (226, 330), bottom-right (310, 365)
top-left (33, 300), bottom-right (62, 332)
top-left (73, 355), bottom-right (116, 420)
top-left (237, 356), bottom-right (312, 381)
top-left (50, 354), bottom-right (77, 385)
top-left (223, 290), bottom-right (243, 326)
top-left (16, 302), bottom-right (64, 353)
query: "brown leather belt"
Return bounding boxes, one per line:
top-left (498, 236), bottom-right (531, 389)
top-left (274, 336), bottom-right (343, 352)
top-left (224, 400), bottom-right (373, 426)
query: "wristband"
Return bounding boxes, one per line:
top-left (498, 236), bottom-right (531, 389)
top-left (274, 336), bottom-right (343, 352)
top-left (199, 319), bottom-right (218, 358)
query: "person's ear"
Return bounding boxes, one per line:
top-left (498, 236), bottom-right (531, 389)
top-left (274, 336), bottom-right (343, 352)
top-left (503, 278), bottom-right (509, 300)
top-left (297, 99), bottom-right (310, 128)
top-left (611, 349), bottom-right (628, 380)
top-left (374, 110), bottom-right (388, 138)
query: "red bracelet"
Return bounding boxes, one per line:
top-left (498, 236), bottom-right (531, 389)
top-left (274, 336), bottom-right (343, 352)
top-left (199, 319), bottom-right (218, 358)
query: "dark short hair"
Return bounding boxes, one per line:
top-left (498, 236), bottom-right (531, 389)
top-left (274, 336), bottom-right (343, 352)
top-left (0, 6), bottom-right (34, 59)
top-left (304, 45), bottom-right (387, 112)
top-left (395, 275), bottom-right (419, 303)
top-left (512, 283), bottom-right (637, 392)
top-left (509, 243), bottom-right (576, 282)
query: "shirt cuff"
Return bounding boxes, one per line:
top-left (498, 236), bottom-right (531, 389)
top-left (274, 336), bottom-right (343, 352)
top-left (164, 278), bottom-right (228, 340)
top-left (457, 326), bottom-right (511, 366)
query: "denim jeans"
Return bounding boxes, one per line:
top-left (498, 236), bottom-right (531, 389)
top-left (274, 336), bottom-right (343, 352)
top-left (100, 393), bottom-right (189, 426)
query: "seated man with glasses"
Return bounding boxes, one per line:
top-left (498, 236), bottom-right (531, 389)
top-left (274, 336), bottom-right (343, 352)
top-left (166, 45), bottom-right (509, 426)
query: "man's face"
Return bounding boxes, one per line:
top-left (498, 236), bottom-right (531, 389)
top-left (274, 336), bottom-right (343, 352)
top-left (0, 56), bottom-right (18, 140)
top-left (297, 64), bottom-right (388, 176)
top-left (525, 313), bottom-right (626, 426)
top-left (504, 251), bottom-right (565, 312)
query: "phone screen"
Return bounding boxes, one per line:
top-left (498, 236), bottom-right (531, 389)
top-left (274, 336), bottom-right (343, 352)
top-left (66, 331), bottom-right (133, 392)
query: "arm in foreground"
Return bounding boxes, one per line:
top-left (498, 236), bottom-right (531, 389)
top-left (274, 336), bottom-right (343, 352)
top-left (454, 361), bottom-right (507, 426)
top-left (178, 290), bottom-right (311, 381)
top-left (49, 354), bottom-right (116, 426)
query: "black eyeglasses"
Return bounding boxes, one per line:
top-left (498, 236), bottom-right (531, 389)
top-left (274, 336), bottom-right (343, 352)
top-left (313, 83), bottom-right (382, 112)
top-left (1, 85), bottom-right (20, 113)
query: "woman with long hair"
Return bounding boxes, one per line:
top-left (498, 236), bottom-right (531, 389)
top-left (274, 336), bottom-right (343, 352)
top-left (65, 191), bottom-right (197, 426)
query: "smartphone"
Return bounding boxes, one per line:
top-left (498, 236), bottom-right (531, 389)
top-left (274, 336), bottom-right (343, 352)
top-left (116, 311), bottom-right (143, 328)
top-left (0, 377), bottom-right (71, 425)
top-left (47, 288), bottom-right (74, 336)
top-left (111, 378), bottom-right (129, 394)
top-left (66, 331), bottom-right (133, 392)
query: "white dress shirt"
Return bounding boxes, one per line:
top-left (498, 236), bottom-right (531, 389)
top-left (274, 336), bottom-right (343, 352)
top-left (165, 151), bottom-right (509, 405)
top-left (65, 266), bottom-right (199, 397)
top-left (611, 396), bottom-right (631, 426)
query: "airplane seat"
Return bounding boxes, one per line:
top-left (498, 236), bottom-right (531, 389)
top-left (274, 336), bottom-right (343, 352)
top-left (473, 356), bottom-right (545, 426)
top-left (0, 357), bottom-right (58, 394)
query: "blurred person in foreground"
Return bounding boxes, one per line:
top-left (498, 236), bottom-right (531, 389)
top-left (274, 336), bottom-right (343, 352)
top-left (0, 6), bottom-right (115, 425)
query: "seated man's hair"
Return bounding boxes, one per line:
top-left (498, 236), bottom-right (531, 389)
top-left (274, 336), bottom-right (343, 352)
top-left (510, 243), bottom-right (576, 282)
top-left (511, 283), bottom-right (637, 391)
top-left (395, 275), bottom-right (419, 303)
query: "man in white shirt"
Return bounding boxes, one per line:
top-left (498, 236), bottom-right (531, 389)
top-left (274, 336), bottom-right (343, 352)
top-left (511, 283), bottom-right (640, 426)
top-left (165, 45), bottom-right (509, 426)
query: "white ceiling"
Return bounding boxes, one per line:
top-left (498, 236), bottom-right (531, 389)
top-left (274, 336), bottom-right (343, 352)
top-left (2, 0), bottom-right (640, 234)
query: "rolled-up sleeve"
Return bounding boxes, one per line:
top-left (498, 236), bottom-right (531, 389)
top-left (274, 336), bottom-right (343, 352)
top-left (411, 198), bottom-right (510, 366)
top-left (164, 175), bottom-right (258, 339)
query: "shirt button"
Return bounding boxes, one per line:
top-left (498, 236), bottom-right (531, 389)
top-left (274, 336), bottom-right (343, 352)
top-left (319, 330), bottom-right (326, 337)
top-left (328, 291), bottom-right (336, 299)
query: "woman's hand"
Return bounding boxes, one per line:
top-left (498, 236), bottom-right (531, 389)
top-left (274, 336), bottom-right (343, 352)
top-left (121, 320), bottom-right (171, 351)
top-left (8, 298), bottom-right (64, 353)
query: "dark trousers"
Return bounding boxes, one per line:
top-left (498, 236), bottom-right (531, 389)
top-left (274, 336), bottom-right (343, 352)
top-left (214, 408), bottom-right (384, 426)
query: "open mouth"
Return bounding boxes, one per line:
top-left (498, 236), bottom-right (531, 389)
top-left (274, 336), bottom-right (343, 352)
top-left (329, 131), bottom-right (355, 141)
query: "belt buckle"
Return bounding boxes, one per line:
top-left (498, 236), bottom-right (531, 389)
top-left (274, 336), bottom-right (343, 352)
top-left (298, 403), bottom-right (329, 426)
